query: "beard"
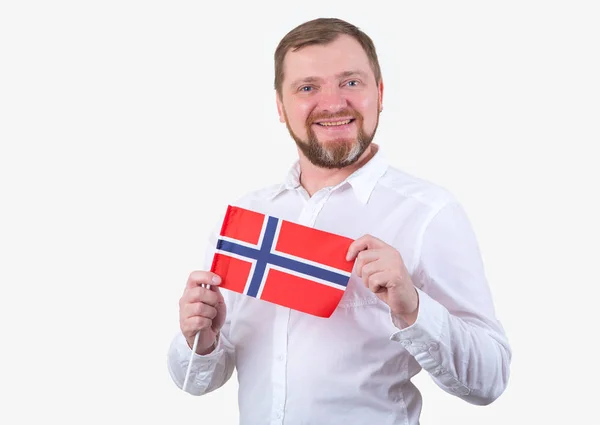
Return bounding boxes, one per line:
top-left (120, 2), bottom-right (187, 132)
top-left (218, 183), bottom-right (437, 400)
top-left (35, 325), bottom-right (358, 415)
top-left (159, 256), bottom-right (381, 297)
top-left (283, 107), bottom-right (379, 169)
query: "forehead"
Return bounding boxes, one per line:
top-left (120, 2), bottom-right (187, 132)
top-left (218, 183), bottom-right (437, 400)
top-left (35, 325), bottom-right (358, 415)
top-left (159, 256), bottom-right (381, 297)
top-left (282, 34), bottom-right (374, 84)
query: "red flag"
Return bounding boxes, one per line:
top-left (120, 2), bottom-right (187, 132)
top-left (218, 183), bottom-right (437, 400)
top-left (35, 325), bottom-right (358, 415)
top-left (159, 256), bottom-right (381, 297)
top-left (210, 205), bottom-right (355, 317)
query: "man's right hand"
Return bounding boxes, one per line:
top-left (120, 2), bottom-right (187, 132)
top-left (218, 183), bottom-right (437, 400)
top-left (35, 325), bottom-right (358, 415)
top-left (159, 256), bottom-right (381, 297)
top-left (179, 271), bottom-right (226, 355)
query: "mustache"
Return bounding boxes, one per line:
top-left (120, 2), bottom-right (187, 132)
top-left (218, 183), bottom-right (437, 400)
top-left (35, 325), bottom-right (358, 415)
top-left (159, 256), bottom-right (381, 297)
top-left (307, 109), bottom-right (362, 125)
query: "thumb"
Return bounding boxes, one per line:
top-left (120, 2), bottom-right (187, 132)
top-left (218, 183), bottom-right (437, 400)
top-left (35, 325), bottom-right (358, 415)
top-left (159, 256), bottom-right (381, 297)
top-left (214, 285), bottom-right (225, 305)
top-left (213, 286), bottom-right (227, 331)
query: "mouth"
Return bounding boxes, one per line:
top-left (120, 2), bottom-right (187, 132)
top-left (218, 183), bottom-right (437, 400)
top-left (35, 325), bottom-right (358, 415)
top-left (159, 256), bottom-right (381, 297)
top-left (313, 118), bottom-right (356, 137)
top-left (315, 118), bottom-right (355, 128)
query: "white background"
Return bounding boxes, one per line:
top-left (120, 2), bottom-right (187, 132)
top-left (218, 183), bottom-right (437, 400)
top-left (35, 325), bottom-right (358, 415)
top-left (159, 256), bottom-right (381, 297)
top-left (1, 1), bottom-right (599, 424)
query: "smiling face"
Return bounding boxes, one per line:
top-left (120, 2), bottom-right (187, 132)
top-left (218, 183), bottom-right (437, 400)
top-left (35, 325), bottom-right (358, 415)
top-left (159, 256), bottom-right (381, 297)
top-left (276, 34), bottom-right (384, 169)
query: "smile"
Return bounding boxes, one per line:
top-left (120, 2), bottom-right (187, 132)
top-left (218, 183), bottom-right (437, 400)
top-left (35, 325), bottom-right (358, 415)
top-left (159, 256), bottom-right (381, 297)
top-left (316, 119), bottom-right (355, 127)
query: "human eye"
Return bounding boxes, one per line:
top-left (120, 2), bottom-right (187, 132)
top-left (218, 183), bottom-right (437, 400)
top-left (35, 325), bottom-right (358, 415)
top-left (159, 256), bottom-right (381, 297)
top-left (298, 85), bottom-right (314, 93)
top-left (345, 80), bottom-right (360, 87)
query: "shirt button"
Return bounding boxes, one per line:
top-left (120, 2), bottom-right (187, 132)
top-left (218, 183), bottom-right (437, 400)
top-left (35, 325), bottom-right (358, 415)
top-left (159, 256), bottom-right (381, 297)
top-left (277, 354), bottom-right (284, 361)
top-left (401, 340), bottom-right (411, 347)
top-left (429, 342), bottom-right (439, 350)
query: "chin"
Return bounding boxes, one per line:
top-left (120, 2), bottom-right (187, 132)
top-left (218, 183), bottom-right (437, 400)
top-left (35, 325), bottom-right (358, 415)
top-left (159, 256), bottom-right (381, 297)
top-left (321, 137), bottom-right (356, 145)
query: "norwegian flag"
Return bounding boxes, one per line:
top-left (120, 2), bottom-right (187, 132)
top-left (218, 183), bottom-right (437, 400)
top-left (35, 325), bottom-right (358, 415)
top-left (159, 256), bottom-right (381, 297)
top-left (210, 205), bottom-right (355, 317)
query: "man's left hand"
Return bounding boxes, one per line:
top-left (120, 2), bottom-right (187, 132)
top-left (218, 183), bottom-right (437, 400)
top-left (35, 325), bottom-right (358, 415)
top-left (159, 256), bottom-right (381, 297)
top-left (346, 234), bottom-right (419, 326)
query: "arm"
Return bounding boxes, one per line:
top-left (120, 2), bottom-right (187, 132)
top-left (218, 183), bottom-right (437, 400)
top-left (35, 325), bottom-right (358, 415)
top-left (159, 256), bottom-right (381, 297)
top-left (166, 295), bottom-right (236, 396)
top-left (166, 225), bottom-right (237, 396)
top-left (392, 201), bottom-right (511, 405)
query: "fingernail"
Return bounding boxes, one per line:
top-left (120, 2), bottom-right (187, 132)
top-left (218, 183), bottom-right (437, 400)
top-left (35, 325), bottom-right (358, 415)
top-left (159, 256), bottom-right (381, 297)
top-left (212, 276), bottom-right (221, 284)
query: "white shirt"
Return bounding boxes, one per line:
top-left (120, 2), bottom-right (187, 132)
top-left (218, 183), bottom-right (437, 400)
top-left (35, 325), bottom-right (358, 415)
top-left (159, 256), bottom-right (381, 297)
top-left (167, 146), bottom-right (511, 425)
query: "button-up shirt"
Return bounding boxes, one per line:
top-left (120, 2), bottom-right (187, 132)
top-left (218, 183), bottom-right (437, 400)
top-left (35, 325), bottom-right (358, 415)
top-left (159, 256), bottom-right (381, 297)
top-left (167, 145), bottom-right (511, 425)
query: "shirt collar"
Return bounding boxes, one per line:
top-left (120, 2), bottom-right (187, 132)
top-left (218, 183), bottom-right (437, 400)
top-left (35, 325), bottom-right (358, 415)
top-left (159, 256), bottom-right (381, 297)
top-left (345, 145), bottom-right (388, 204)
top-left (267, 164), bottom-right (300, 200)
top-left (268, 144), bottom-right (388, 204)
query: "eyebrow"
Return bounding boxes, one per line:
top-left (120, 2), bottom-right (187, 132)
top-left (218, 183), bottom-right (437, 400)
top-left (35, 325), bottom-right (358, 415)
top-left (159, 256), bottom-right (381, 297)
top-left (290, 70), bottom-right (368, 88)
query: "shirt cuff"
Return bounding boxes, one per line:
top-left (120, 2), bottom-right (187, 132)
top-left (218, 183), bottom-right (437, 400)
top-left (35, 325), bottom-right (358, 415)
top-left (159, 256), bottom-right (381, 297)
top-left (173, 332), bottom-right (224, 372)
top-left (387, 288), bottom-right (473, 396)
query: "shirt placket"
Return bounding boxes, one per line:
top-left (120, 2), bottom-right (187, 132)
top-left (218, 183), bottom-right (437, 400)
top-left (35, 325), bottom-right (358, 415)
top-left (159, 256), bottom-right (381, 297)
top-left (270, 187), bottom-right (332, 425)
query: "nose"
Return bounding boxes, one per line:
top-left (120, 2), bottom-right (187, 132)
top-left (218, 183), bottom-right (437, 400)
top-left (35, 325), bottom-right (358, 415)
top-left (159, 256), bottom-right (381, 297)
top-left (318, 85), bottom-right (348, 113)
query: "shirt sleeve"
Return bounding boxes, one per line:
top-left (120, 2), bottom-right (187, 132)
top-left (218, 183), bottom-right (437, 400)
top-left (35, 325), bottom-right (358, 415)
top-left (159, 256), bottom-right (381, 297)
top-left (167, 315), bottom-right (236, 395)
top-left (166, 218), bottom-right (237, 396)
top-left (389, 201), bottom-right (512, 405)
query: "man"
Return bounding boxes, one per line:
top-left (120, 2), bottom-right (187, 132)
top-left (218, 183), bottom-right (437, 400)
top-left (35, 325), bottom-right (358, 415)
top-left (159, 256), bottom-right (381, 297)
top-left (167, 17), bottom-right (511, 424)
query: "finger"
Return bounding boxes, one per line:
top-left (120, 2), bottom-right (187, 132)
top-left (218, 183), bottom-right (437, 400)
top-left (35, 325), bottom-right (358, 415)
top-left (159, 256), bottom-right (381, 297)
top-left (360, 258), bottom-right (385, 282)
top-left (186, 271), bottom-right (222, 289)
top-left (183, 302), bottom-right (218, 320)
top-left (346, 235), bottom-right (372, 262)
top-left (182, 316), bottom-right (212, 336)
top-left (346, 234), bottom-right (385, 261)
top-left (366, 271), bottom-right (388, 293)
top-left (354, 249), bottom-right (383, 276)
top-left (182, 286), bottom-right (219, 306)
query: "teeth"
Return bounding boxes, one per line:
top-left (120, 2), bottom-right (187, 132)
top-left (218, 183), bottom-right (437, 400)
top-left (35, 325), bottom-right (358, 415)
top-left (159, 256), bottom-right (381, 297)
top-left (318, 119), bottom-right (351, 126)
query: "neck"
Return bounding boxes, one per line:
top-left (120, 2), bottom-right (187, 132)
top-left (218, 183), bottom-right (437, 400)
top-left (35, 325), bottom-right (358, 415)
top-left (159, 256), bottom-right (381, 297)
top-left (298, 144), bottom-right (378, 197)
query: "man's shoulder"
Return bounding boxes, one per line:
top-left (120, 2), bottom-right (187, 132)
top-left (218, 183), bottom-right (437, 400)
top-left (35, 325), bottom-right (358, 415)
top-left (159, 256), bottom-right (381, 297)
top-left (378, 164), bottom-right (457, 210)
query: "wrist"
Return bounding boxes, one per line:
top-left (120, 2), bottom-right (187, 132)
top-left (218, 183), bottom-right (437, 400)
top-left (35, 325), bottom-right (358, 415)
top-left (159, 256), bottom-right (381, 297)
top-left (196, 333), bottom-right (219, 356)
top-left (391, 288), bottom-right (419, 327)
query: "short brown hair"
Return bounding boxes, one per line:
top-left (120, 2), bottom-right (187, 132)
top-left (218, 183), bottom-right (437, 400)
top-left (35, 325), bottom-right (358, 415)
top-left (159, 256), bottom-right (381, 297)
top-left (274, 18), bottom-right (382, 97)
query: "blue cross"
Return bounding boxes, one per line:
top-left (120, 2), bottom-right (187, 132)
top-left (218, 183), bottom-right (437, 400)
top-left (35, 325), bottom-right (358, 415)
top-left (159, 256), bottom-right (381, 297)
top-left (216, 216), bottom-right (350, 297)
